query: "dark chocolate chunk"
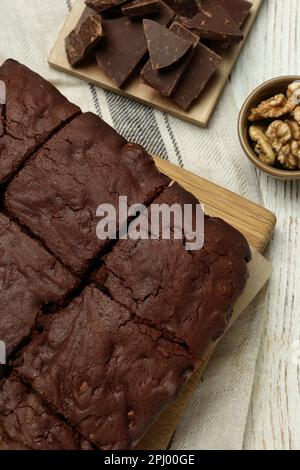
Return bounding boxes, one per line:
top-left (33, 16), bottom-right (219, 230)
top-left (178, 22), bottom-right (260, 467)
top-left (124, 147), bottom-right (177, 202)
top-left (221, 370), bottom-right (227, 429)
top-left (0, 376), bottom-right (92, 450)
top-left (17, 286), bottom-right (194, 450)
top-left (122, 0), bottom-right (160, 17)
top-left (5, 113), bottom-right (170, 275)
top-left (93, 183), bottom-right (251, 357)
top-left (0, 60), bottom-right (80, 185)
top-left (96, 1), bottom-right (174, 87)
top-left (181, 1), bottom-right (244, 43)
top-left (164, 0), bottom-right (199, 18)
top-left (219, 0), bottom-right (252, 27)
top-left (65, 11), bottom-right (104, 66)
top-left (0, 213), bottom-right (78, 357)
top-left (173, 42), bottom-right (221, 110)
top-left (143, 19), bottom-right (192, 70)
top-left (85, 0), bottom-right (128, 12)
top-left (141, 22), bottom-right (198, 96)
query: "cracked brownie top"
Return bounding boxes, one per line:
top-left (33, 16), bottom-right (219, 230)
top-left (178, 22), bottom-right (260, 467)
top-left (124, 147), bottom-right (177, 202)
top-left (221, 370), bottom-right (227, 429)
top-left (0, 59), bottom-right (80, 184)
top-left (93, 183), bottom-right (251, 356)
top-left (16, 286), bottom-right (194, 450)
top-left (5, 112), bottom-right (170, 275)
top-left (0, 375), bottom-right (92, 450)
top-left (0, 213), bottom-right (78, 357)
top-left (0, 59), bottom-right (252, 451)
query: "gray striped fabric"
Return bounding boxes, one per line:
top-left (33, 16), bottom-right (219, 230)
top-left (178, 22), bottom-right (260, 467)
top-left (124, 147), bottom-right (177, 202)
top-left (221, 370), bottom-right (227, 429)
top-left (0, 0), bottom-right (265, 450)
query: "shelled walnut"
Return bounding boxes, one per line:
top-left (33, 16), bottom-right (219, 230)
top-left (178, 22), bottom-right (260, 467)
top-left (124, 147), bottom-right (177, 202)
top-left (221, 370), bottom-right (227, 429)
top-left (249, 125), bottom-right (275, 166)
top-left (248, 94), bottom-right (297, 121)
top-left (287, 82), bottom-right (300, 100)
top-left (248, 80), bottom-right (300, 170)
top-left (285, 119), bottom-right (300, 140)
top-left (294, 106), bottom-right (300, 125)
top-left (265, 120), bottom-right (291, 152)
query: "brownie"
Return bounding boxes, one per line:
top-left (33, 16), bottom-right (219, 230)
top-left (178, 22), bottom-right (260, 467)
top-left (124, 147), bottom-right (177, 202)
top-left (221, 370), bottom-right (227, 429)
top-left (17, 286), bottom-right (194, 450)
top-left (6, 112), bottom-right (169, 275)
top-left (0, 375), bottom-right (92, 450)
top-left (93, 183), bottom-right (251, 356)
top-left (0, 60), bottom-right (80, 185)
top-left (0, 213), bottom-right (78, 357)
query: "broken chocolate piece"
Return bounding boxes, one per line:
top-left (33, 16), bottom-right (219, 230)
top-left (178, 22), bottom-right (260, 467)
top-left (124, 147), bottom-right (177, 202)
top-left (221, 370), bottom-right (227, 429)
top-left (85, 0), bottom-right (127, 12)
top-left (141, 22), bottom-right (198, 97)
top-left (164, 0), bottom-right (199, 18)
top-left (122, 0), bottom-right (160, 17)
top-left (173, 42), bottom-right (221, 110)
top-left (96, 1), bottom-right (174, 87)
top-left (170, 21), bottom-right (199, 46)
top-left (65, 12), bottom-right (104, 66)
top-left (219, 0), bottom-right (252, 28)
top-left (182, 1), bottom-right (244, 43)
top-left (143, 19), bottom-right (192, 70)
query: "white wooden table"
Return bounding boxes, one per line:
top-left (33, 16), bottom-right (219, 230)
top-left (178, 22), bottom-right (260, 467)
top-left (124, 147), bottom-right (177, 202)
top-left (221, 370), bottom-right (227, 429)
top-left (231, 0), bottom-right (300, 450)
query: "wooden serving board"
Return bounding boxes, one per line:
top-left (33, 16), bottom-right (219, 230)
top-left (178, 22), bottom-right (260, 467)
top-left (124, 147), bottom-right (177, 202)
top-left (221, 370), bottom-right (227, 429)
top-left (135, 158), bottom-right (275, 450)
top-left (48, 0), bottom-right (264, 128)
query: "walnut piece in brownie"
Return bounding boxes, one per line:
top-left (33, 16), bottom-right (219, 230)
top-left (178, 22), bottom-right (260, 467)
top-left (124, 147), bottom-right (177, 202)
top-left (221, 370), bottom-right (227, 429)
top-left (0, 213), bottom-right (78, 357)
top-left (17, 286), bottom-right (194, 450)
top-left (93, 183), bottom-right (251, 357)
top-left (0, 60), bottom-right (80, 184)
top-left (0, 375), bottom-right (92, 450)
top-left (5, 112), bottom-right (170, 275)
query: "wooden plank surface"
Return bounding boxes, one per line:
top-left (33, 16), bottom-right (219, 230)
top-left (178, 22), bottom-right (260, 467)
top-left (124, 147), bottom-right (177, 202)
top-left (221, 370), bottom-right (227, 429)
top-left (230, 0), bottom-right (300, 451)
top-left (133, 158), bottom-right (274, 450)
top-left (48, 0), bottom-right (264, 128)
top-left (154, 158), bottom-right (276, 252)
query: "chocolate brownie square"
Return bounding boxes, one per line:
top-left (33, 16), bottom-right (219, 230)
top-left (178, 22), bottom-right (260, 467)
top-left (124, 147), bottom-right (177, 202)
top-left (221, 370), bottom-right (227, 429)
top-left (0, 59), bottom-right (80, 184)
top-left (6, 112), bottom-right (170, 275)
top-left (93, 183), bottom-right (251, 356)
top-left (0, 213), bottom-right (78, 357)
top-left (0, 375), bottom-right (92, 450)
top-left (17, 286), bottom-right (194, 450)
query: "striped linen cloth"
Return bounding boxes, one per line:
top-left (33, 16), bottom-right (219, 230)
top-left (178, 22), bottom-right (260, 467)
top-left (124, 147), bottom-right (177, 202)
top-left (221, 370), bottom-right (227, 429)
top-left (0, 0), bottom-right (266, 450)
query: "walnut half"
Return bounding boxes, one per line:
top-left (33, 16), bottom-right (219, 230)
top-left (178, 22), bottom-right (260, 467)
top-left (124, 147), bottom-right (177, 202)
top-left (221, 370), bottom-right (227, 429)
top-left (294, 106), bottom-right (300, 125)
top-left (249, 125), bottom-right (275, 166)
top-left (249, 94), bottom-right (297, 121)
top-left (277, 143), bottom-right (299, 170)
top-left (265, 120), bottom-right (291, 152)
top-left (247, 81), bottom-right (300, 170)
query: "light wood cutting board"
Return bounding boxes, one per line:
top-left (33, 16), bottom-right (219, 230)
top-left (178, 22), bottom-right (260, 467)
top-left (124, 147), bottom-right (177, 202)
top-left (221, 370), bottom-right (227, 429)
top-left (48, 0), bottom-right (264, 127)
top-left (134, 158), bottom-right (275, 450)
